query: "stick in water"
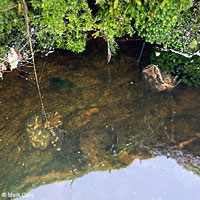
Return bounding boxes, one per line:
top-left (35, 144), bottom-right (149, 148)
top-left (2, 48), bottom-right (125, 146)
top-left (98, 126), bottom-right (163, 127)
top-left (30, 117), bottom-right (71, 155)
top-left (137, 40), bottom-right (145, 64)
top-left (22, 0), bottom-right (47, 121)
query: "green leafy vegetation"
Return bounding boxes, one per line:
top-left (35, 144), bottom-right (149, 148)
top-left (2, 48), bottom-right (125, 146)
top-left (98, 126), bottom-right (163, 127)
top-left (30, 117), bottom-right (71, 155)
top-left (30, 0), bottom-right (93, 53)
top-left (94, 0), bottom-right (134, 53)
top-left (151, 50), bottom-right (200, 86)
top-left (129, 0), bottom-right (194, 50)
top-left (0, 0), bottom-right (94, 55)
top-left (0, 0), bottom-right (199, 84)
top-left (168, 0), bottom-right (200, 54)
top-left (1, 0), bottom-right (198, 54)
top-left (0, 0), bottom-right (26, 56)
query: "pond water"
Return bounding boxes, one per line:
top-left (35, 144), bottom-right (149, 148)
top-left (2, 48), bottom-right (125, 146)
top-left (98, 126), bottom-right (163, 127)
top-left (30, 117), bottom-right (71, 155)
top-left (0, 40), bottom-right (200, 199)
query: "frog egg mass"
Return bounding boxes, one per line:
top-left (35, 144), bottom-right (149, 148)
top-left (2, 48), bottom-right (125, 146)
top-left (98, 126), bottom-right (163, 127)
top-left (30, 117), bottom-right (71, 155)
top-left (26, 113), bottom-right (64, 151)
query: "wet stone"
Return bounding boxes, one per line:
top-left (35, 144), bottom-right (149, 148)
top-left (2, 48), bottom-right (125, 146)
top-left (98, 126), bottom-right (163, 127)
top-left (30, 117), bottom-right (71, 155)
top-left (142, 65), bottom-right (181, 92)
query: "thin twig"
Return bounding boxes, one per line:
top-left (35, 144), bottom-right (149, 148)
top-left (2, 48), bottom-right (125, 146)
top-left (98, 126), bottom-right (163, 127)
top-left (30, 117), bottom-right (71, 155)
top-left (123, 4), bottom-right (130, 19)
top-left (0, 4), bottom-right (18, 12)
top-left (137, 40), bottom-right (145, 63)
top-left (171, 29), bottom-right (195, 40)
top-left (107, 40), bottom-right (112, 63)
top-left (22, 0), bottom-right (48, 121)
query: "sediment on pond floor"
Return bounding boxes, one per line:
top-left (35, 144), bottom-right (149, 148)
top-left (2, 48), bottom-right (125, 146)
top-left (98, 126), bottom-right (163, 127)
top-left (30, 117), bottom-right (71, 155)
top-left (0, 39), bottom-right (200, 196)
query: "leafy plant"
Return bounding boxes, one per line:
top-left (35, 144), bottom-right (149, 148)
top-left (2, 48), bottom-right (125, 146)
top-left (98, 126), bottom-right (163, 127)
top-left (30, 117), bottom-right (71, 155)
top-left (30, 0), bottom-right (94, 53)
top-left (0, 0), bottom-right (26, 57)
top-left (94, 0), bottom-right (134, 53)
top-left (151, 50), bottom-right (200, 86)
top-left (170, 1), bottom-right (200, 54)
top-left (0, 0), bottom-right (198, 61)
top-left (129, 0), bottom-right (195, 52)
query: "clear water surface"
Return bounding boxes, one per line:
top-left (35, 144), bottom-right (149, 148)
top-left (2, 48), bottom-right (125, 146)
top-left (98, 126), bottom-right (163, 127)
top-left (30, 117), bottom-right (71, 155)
top-left (0, 42), bottom-right (200, 200)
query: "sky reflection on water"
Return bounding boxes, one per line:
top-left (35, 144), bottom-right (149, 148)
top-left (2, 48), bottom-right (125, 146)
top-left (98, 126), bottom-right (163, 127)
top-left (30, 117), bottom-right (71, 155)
top-left (16, 156), bottom-right (200, 200)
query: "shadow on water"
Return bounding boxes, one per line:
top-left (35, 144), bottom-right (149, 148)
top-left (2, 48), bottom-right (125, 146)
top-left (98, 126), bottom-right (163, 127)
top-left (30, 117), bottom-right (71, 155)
top-left (0, 39), bottom-right (200, 199)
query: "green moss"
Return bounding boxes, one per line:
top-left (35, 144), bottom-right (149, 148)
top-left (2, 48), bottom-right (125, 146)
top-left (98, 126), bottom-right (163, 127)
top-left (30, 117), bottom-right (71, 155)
top-left (151, 50), bottom-right (200, 86)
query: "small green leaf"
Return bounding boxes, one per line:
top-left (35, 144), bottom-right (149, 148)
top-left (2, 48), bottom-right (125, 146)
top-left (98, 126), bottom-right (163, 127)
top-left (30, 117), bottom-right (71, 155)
top-left (189, 40), bottom-right (197, 49)
top-left (18, 3), bottom-right (21, 14)
top-left (135, 0), bottom-right (142, 6)
top-left (114, 0), bottom-right (119, 9)
top-left (92, 31), bottom-right (99, 39)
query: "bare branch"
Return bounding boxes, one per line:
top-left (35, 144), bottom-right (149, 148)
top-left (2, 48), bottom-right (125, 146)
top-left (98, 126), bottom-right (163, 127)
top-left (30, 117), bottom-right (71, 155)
top-left (22, 0), bottom-right (48, 121)
top-left (0, 4), bottom-right (18, 12)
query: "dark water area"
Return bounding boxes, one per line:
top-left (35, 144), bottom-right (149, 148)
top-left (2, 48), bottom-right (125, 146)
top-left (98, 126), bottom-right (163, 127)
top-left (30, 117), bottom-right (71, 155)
top-left (0, 39), bottom-right (200, 200)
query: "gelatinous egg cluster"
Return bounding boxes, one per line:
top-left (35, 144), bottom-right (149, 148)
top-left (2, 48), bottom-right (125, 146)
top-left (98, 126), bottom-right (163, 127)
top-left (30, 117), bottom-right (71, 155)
top-left (26, 113), bottom-right (64, 151)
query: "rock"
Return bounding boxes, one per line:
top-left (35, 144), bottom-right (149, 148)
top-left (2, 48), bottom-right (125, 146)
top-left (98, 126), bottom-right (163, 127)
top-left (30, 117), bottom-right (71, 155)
top-left (0, 48), bottom-right (23, 78)
top-left (142, 64), bottom-right (181, 92)
top-left (5, 48), bottom-right (22, 71)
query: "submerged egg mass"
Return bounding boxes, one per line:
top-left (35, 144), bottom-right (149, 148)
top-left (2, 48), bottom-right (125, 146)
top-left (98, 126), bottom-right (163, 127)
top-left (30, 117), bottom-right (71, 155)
top-left (26, 113), bottom-right (64, 151)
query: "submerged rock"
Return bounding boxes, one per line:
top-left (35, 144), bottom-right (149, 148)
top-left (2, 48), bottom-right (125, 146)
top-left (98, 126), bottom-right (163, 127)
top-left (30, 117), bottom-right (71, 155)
top-left (142, 65), bottom-right (181, 92)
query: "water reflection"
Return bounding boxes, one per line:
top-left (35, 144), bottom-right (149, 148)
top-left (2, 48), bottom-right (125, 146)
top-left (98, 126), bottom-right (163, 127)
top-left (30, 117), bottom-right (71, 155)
top-left (16, 157), bottom-right (200, 200)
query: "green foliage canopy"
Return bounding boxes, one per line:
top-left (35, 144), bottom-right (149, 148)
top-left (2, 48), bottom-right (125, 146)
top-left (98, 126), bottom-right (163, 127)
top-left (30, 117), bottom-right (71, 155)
top-left (0, 0), bottom-right (198, 56)
top-left (30, 0), bottom-right (93, 52)
top-left (151, 50), bottom-right (200, 86)
top-left (0, 0), bottom-right (26, 55)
